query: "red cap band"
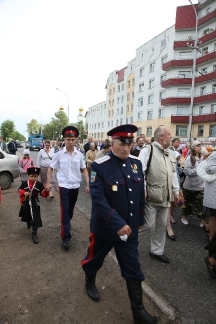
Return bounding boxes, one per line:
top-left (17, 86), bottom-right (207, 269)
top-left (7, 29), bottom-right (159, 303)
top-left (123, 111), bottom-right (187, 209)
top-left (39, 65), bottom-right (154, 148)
top-left (64, 130), bottom-right (76, 135)
top-left (112, 131), bottom-right (133, 139)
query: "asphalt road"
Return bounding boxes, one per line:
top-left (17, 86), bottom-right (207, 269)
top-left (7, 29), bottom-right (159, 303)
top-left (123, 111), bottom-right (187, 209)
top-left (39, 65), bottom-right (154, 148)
top-left (24, 149), bottom-right (216, 323)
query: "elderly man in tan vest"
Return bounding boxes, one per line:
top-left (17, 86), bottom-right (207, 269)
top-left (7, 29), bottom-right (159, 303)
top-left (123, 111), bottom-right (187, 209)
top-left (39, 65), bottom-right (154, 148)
top-left (139, 126), bottom-right (180, 263)
top-left (86, 142), bottom-right (98, 175)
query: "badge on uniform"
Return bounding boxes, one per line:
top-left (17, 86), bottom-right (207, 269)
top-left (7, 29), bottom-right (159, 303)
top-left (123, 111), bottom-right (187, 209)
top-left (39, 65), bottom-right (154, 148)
top-left (131, 164), bottom-right (138, 173)
top-left (90, 171), bottom-right (97, 183)
top-left (112, 185), bottom-right (118, 191)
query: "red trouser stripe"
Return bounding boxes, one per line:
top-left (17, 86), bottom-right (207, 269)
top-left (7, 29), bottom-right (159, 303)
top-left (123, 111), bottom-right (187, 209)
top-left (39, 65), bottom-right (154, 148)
top-left (81, 232), bottom-right (95, 266)
top-left (59, 186), bottom-right (65, 239)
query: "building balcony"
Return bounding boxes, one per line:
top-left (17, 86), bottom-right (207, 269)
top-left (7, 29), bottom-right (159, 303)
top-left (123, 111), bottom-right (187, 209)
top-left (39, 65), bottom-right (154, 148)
top-left (194, 91), bottom-right (216, 104)
top-left (161, 97), bottom-right (191, 105)
top-left (198, 9), bottom-right (216, 28)
top-left (161, 78), bottom-right (192, 88)
top-left (174, 30), bottom-right (216, 50)
top-left (171, 113), bottom-right (216, 123)
top-left (162, 59), bottom-right (193, 71)
top-left (196, 50), bottom-right (216, 65)
top-left (195, 71), bottom-right (216, 84)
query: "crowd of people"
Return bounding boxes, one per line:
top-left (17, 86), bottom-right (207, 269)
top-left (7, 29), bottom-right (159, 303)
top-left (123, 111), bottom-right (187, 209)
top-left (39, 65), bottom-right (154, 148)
top-left (6, 123), bottom-right (216, 324)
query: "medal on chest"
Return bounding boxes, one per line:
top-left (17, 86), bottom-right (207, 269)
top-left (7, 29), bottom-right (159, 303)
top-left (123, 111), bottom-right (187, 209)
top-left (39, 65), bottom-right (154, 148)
top-left (131, 164), bottom-right (138, 173)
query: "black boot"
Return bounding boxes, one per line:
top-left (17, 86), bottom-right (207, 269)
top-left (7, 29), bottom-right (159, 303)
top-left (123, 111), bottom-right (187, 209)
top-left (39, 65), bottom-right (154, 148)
top-left (32, 227), bottom-right (39, 244)
top-left (85, 274), bottom-right (100, 302)
top-left (126, 279), bottom-right (159, 324)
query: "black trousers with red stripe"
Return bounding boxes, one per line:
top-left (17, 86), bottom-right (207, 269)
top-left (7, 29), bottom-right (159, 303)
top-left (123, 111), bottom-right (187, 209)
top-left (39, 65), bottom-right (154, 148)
top-left (59, 186), bottom-right (79, 243)
top-left (81, 233), bottom-right (144, 281)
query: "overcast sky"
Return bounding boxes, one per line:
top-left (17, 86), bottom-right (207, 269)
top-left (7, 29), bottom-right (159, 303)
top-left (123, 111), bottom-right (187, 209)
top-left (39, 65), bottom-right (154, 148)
top-left (0, 0), bottom-right (194, 139)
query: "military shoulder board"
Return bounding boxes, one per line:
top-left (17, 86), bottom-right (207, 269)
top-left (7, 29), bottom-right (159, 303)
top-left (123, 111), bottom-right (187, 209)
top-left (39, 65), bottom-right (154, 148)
top-left (129, 154), bottom-right (140, 160)
top-left (95, 155), bottom-right (111, 164)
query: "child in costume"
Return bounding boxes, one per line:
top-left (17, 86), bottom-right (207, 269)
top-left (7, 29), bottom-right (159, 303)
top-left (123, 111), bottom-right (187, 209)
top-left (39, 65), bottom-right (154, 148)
top-left (18, 167), bottom-right (49, 244)
top-left (18, 149), bottom-right (34, 181)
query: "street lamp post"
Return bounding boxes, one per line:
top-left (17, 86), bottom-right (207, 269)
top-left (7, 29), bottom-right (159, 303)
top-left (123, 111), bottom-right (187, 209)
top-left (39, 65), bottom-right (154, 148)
top-left (187, 0), bottom-right (200, 142)
top-left (56, 88), bottom-right (70, 122)
top-left (33, 111), bottom-right (43, 135)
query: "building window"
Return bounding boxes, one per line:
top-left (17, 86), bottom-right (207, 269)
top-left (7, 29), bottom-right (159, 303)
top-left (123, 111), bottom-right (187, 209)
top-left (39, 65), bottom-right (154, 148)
top-left (120, 118), bottom-right (123, 125)
top-left (112, 109), bottom-right (114, 116)
top-left (121, 96), bottom-right (123, 103)
top-left (122, 83), bottom-right (124, 91)
top-left (139, 82), bottom-right (144, 92)
top-left (113, 88), bottom-right (115, 94)
top-left (127, 93), bottom-right (130, 101)
top-left (131, 116), bottom-right (133, 123)
top-left (161, 55), bottom-right (167, 65)
top-left (116, 120), bottom-right (119, 126)
top-left (140, 67), bottom-right (145, 77)
top-left (146, 127), bottom-right (152, 136)
top-left (179, 71), bottom-right (192, 78)
top-left (102, 122), bottom-right (104, 128)
top-left (159, 91), bottom-right (166, 101)
top-left (127, 105), bottom-right (129, 112)
top-left (177, 106), bottom-right (189, 115)
top-left (213, 64), bottom-right (216, 72)
top-left (202, 46), bottom-right (209, 55)
top-left (98, 132), bottom-right (100, 138)
top-left (117, 97), bottom-right (120, 104)
top-left (212, 84), bottom-right (216, 93)
top-left (211, 104), bottom-right (216, 113)
top-left (201, 67), bottom-right (208, 74)
top-left (108, 121), bottom-right (110, 127)
top-left (108, 110), bottom-right (110, 117)
top-left (198, 125), bottom-right (204, 137)
top-left (117, 108), bottom-right (119, 115)
top-left (98, 123), bottom-right (100, 129)
top-left (112, 100), bottom-right (114, 106)
top-left (128, 81), bottom-right (130, 88)
top-left (200, 86), bottom-right (206, 95)
top-left (179, 51), bottom-right (192, 59)
top-left (210, 124), bottom-right (216, 137)
top-left (199, 106), bottom-right (205, 115)
top-left (101, 132), bottom-right (104, 138)
top-left (137, 127), bottom-right (142, 136)
top-left (159, 108), bottom-right (165, 118)
top-left (132, 91), bottom-right (134, 98)
top-left (147, 110), bottom-right (153, 120)
top-left (149, 79), bottom-right (155, 89)
top-left (178, 88), bottom-right (190, 97)
top-left (161, 39), bottom-right (166, 48)
top-left (206, 7), bottom-right (211, 14)
top-left (138, 112), bottom-right (143, 121)
top-left (132, 79), bottom-right (135, 86)
top-left (118, 86), bottom-right (120, 92)
top-left (150, 62), bottom-right (155, 72)
top-left (160, 74), bottom-right (166, 84)
top-left (138, 97), bottom-right (143, 107)
top-left (176, 126), bottom-right (187, 136)
top-left (109, 100), bottom-right (111, 106)
top-left (131, 105), bottom-right (133, 112)
top-left (111, 120), bottom-right (113, 127)
top-left (126, 117), bottom-right (129, 123)
top-left (148, 94), bottom-right (154, 104)
top-left (95, 124), bottom-right (97, 129)
top-left (121, 107), bottom-right (123, 114)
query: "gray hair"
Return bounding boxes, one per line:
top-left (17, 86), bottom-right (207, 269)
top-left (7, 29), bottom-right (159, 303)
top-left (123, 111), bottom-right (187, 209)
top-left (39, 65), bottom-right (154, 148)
top-left (154, 126), bottom-right (165, 140)
top-left (90, 142), bottom-right (95, 147)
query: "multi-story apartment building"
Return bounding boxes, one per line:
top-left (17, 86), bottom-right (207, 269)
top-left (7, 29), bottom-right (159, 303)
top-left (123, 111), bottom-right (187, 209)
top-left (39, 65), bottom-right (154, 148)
top-left (86, 0), bottom-right (216, 143)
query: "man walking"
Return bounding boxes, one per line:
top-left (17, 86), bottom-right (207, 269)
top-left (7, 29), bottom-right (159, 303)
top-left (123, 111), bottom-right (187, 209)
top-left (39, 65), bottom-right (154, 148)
top-left (139, 126), bottom-right (179, 263)
top-left (46, 126), bottom-right (89, 251)
top-left (0, 136), bottom-right (6, 151)
top-left (84, 135), bottom-right (94, 154)
top-left (81, 124), bottom-right (159, 324)
top-left (8, 138), bottom-right (18, 154)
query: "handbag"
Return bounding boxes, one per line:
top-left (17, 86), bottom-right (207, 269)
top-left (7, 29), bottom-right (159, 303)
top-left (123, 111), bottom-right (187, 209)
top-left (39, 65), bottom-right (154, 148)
top-left (196, 157), bottom-right (216, 183)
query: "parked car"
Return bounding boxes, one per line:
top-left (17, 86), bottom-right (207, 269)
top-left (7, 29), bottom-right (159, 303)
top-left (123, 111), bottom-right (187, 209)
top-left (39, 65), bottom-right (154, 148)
top-left (16, 140), bottom-right (23, 148)
top-left (0, 148), bottom-right (19, 189)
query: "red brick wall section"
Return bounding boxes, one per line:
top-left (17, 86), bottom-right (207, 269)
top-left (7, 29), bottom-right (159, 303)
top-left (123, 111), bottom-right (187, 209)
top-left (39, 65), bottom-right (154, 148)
top-left (116, 67), bottom-right (127, 82)
top-left (175, 5), bottom-right (198, 30)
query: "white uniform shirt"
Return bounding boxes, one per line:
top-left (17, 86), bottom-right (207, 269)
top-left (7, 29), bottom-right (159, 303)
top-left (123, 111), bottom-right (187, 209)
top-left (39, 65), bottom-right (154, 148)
top-left (37, 149), bottom-right (54, 167)
top-left (50, 147), bottom-right (86, 189)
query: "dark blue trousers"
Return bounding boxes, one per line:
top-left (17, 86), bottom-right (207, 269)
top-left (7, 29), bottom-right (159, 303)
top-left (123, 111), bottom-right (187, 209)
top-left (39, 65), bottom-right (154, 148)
top-left (59, 186), bottom-right (79, 243)
top-left (81, 233), bottom-right (144, 281)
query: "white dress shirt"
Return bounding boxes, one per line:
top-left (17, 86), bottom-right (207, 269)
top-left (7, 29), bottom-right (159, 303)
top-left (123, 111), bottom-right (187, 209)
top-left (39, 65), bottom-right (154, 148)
top-left (50, 147), bottom-right (86, 189)
top-left (37, 149), bottom-right (54, 167)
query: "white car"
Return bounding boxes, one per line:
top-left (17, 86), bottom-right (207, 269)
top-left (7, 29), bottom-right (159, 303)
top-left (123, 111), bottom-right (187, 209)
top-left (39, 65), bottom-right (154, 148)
top-left (0, 149), bottom-right (20, 189)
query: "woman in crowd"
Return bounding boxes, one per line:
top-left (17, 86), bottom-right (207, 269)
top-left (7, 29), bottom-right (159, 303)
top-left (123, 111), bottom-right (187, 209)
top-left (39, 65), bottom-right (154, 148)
top-left (86, 142), bottom-right (98, 176)
top-left (36, 140), bottom-right (57, 199)
top-left (181, 141), bottom-right (207, 227)
top-left (18, 149), bottom-right (34, 181)
top-left (202, 149), bottom-right (216, 277)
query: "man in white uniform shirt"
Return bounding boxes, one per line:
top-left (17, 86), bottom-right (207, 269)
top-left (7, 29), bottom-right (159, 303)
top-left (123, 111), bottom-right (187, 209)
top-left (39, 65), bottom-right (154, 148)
top-left (46, 126), bottom-right (89, 250)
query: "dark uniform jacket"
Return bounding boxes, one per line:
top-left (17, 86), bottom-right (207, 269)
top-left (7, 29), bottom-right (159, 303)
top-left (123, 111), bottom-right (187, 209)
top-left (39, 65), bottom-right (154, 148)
top-left (89, 151), bottom-right (145, 241)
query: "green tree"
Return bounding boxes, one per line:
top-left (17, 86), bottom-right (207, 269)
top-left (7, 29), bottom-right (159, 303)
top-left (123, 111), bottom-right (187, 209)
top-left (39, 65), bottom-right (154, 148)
top-left (1, 120), bottom-right (15, 141)
top-left (26, 119), bottom-right (40, 135)
top-left (73, 120), bottom-right (86, 140)
top-left (43, 110), bottom-right (69, 140)
top-left (12, 131), bottom-right (26, 141)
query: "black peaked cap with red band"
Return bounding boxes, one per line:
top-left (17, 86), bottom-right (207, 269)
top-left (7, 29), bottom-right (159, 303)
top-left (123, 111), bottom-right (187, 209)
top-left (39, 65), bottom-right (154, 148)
top-left (107, 124), bottom-right (138, 144)
top-left (62, 126), bottom-right (79, 138)
top-left (27, 167), bottom-right (40, 175)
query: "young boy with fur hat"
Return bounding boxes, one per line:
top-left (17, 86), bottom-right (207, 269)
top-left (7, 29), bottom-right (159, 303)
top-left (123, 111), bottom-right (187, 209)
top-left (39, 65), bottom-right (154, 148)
top-left (18, 149), bottom-right (34, 181)
top-left (18, 167), bottom-right (49, 244)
